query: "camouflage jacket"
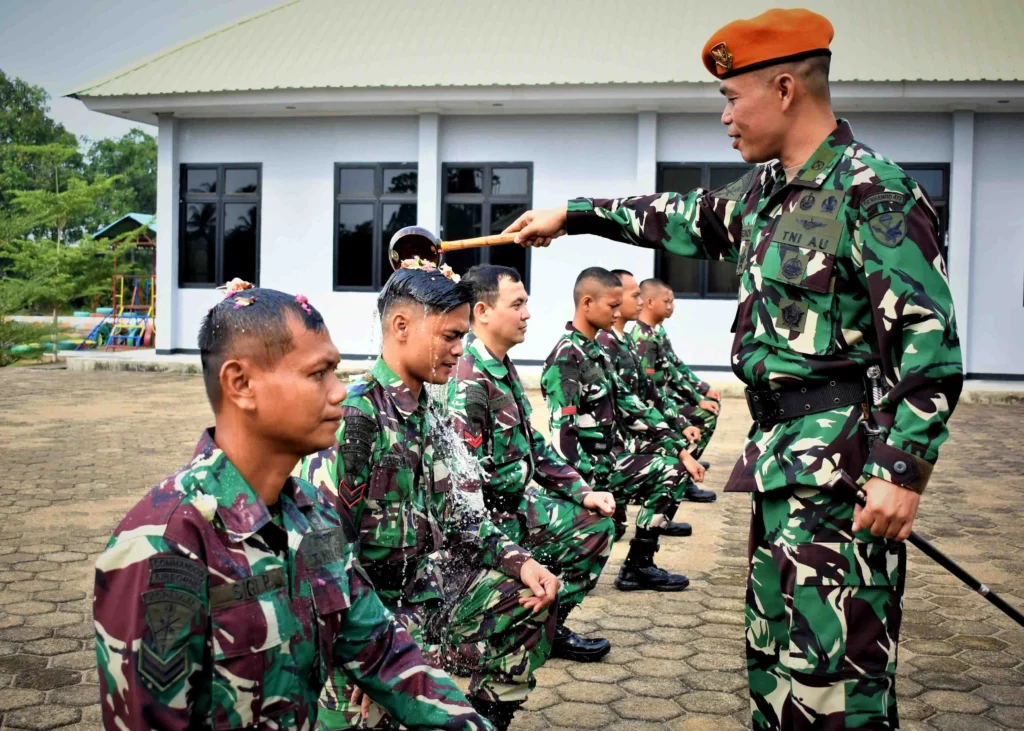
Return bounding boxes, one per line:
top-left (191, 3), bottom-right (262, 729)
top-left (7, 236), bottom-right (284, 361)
top-left (301, 358), bottom-right (531, 604)
top-left (595, 327), bottom-right (690, 447)
top-left (95, 430), bottom-right (491, 731)
top-left (631, 320), bottom-right (704, 409)
top-left (541, 322), bottom-right (686, 476)
top-left (448, 334), bottom-right (591, 515)
top-left (566, 119), bottom-right (963, 494)
top-left (659, 325), bottom-right (712, 398)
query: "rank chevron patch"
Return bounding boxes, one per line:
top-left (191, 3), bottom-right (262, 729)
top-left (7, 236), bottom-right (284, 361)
top-left (337, 480), bottom-right (366, 508)
top-left (464, 431), bottom-right (483, 449)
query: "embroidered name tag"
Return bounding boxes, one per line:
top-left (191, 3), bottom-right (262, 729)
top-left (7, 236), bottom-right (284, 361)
top-left (771, 212), bottom-right (842, 256)
top-left (300, 528), bottom-right (346, 571)
top-left (209, 568), bottom-right (286, 609)
top-left (488, 392), bottom-right (516, 410)
top-left (580, 360), bottom-right (604, 385)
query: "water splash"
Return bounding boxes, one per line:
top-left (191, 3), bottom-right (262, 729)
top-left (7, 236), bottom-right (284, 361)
top-left (425, 383), bottom-right (487, 518)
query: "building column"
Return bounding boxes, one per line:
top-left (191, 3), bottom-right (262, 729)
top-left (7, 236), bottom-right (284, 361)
top-left (948, 110), bottom-right (975, 372)
top-left (155, 114), bottom-right (179, 354)
top-left (636, 111), bottom-right (658, 189)
top-left (417, 113), bottom-right (440, 233)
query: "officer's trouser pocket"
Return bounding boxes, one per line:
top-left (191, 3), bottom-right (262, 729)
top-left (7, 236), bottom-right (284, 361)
top-left (788, 540), bottom-right (903, 680)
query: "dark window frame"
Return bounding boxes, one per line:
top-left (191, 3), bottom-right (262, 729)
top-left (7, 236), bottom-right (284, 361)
top-left (333, 162), bottom-right (418, 292)
top-left (178, 163), bottom-right (262, 288)
top-left (655, 162), bottom-right (752, 300)
top-left (440, 162), bottom-right (533, 288)
top-left (899, 163), bottom-right (950, 263)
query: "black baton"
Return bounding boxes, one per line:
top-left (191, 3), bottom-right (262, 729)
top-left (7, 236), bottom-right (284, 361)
top-left (828, 470), bottom-right (1024, 628)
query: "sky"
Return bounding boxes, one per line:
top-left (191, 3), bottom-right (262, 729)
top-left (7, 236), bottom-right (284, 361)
top-left (0, 0), bottom-right (284, 143)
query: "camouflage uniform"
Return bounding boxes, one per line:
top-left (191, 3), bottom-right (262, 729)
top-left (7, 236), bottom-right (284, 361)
top-left (301, 358), bottom-right (555, 728)
top-left (542, 322), bottom-right (689, 530)
top-left (565, 119), bottom-right (963, 727)
top-left (95, 430), bottom-right (491, 731)
top-left (447, 333), bottom-right (614, 614)
top-left (631, 320), bottom-right (718, 458)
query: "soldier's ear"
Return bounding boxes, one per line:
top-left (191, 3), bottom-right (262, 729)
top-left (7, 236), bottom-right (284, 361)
top-left (776, 71), bottom-right (796, 111)
top-left (580, 294), bottom-right (593, 311)
top-left (391, 310), bottom-right (411, 343)
top-left (474, 300), bottom-right (490, 325)
top-left (219, 358), bottom-right (257, 413)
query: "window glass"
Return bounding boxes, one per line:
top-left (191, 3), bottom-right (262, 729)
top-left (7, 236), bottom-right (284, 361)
top-left (339, 168), bottom-right (375, 197)
top-left (223, 204), bottom-right (258, 283)
top-left (336, 203), bottom-right (375, 287)
top-left (491, 168), bottom-right (528, 196)
top-left (380, 202), bottom-right (418, 281)
top-left (383, 169), bottom-right (418, 195)
top-left (225, 168), bottom-right (259, 194)
top-left (182, 203), bottom-right (217, 283)
top-left (446, 167), bottom-right (483, 194)
top-left (186, 168), bottom-right (217, 194)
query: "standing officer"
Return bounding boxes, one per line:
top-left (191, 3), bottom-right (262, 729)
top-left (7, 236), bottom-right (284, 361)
top-left (505, 9), bottom-right (963, 729)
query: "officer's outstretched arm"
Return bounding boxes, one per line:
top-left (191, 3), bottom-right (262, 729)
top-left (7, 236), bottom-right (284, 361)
top-left (563, 183), bottom-right (746, 262)
top-left (95, 536), bottom-right (207, 731)
top-left (337, 566), bottom-right (494, 731)
top-left (857, 176), bottom-right (964, 494)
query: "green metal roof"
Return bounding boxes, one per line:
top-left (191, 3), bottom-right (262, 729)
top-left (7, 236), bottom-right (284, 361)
top-left (72, 0), bottom-right (1024, 98)
top-left (94, 213), bottom-right (155, 239)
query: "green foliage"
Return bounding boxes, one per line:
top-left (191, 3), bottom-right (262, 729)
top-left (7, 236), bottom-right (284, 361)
top-left (86, 128), bottom-right (157, 218)
top-left (0, 284), bottom-right (64, 367)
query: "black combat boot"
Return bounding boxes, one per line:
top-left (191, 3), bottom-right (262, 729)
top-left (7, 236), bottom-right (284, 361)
top-left (661, 520), bottom-right (692, 537)
top-left (612, 503), bottom-right (627, 542)
top-left (683, 484), bottom-right (717, 502)
top-left (551, 603), bottom-right (611, 662)
top-left (469, 698), bottom-right (524, 731)
top-left (614, 531), bottom-right (690, 592)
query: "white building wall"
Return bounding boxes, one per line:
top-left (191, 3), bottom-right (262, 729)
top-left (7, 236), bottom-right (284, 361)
top-left (173, 116), bottom-right (419, 354)
top-left (968, 114), bottom-right (1024, 376)
top-left (165, 110), bottom-right (1024, 378)
top-left (440, 114), bottom-right (647, 362)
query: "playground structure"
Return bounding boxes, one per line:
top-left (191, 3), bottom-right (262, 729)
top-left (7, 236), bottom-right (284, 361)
top-left (77, 215), bottom-right (157, 351)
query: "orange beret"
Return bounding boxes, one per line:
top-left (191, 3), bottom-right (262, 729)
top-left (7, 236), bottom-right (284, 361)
top-left (702, 8), bottom-right (834, 79)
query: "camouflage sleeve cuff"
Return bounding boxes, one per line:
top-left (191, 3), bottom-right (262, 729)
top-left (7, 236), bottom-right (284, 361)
top-left (498, 544), bottom-right (532, 579)
top-left (863, 442), bottom-right (934, 495)
top-left (566, 198), bottom-right (621, 240)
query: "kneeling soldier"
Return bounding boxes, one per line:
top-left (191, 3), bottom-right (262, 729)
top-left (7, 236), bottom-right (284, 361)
top-left (449, 264), bottom-right (616, 662)
top-left (634, 278), bottom-right (722, 485)
top-left (94, 286), bottom-right (492, 731)
top-left (542, 268), bottom-right (707, 592)
top-left (302, 266), bottom-right (560, 731)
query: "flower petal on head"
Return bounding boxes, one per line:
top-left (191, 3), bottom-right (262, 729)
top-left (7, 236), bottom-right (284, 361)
top-left (217, 278), bottom-right (255, 298)
top-left (295, 293), bottom-right (312, 314)
top-left (232, 296), bottom-right (256, 309)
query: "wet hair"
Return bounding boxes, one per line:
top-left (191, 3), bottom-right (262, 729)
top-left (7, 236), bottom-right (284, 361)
top-left (640, 277), bottom-right (671, 299)
top-left (462, 265), bottom-right (522, 321)
top-left (377, 267), bottom-right (473, 321)
top-left (573, 267), bottom-right (622, 306)
top-left (198, 288), bottom-right (327, 409)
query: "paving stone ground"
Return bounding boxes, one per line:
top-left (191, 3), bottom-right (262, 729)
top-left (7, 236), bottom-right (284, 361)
top-left (0, 366), bottom-right (1022, 731)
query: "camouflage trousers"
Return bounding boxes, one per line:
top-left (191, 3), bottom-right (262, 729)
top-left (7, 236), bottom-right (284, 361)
top-left (746, 487), bottom-right (906, 730)
top-left (496, 487), bottom-right (614, 610)
top-left (594, 451), bottom-right (685, 530)
top-left (319, 562), bottom-right (557, 729)
top-left (679, 403), bottom-right (718, 458)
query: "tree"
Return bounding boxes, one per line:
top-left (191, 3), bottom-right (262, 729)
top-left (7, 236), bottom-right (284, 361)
top-left (85, 128), bottom-right (157, 220)
top-left (0, 71), bottom-right (81, 212)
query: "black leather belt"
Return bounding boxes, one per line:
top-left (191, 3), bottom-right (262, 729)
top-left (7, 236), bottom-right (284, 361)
top-left (483, 491), bottom-right (522, 514)
top-left (745, 378), bottom-right (865, 428)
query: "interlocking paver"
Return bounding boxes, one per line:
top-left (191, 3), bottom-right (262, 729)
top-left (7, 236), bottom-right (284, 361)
top-left (0, 367), bottom-right (1022, 730)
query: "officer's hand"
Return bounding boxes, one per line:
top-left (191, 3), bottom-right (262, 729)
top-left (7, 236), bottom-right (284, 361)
top-left (505, 206), bottom-right (568, 248)
top-left (852, 477), bottom-right (920, 541)
top-left (706, 388), bottom-right (723, 401)
top-left (349, 687), bottom-right (373, 720)
top-left (698, 399), bottom-right (720, 415)
top-left (682, 426), bottom-right (701, 443)
top-left (519, 559), bottom-right (560, 612)
top-left (582, 491), bottom-right (616, 516)
top-left (679, 451), bottom-right (705, 482)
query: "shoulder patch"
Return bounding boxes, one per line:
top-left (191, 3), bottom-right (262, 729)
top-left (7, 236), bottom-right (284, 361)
top-left (465, 385), bottom-right (489, 430)
top-left (862, 191), bottom-right (906, 211)
top-left (340, 413), bottom-right (378, 482)
top-left (299, 527), bottom-right (347, 571)
top-left (140, 587), bottom-right (201, 689)
top-left (711, 168), bottom-right (756, 202)
top-left (559, 362), bottom-right (582, 406)
top-left (148, 556), bottom-right (206, 593)
top-left (580, 359), bottom-right (604, 385)
top-left (867, 211), bottom-right (907, 248)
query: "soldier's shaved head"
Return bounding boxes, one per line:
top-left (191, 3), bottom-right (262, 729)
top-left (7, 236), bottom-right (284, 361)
top-left (198, 288), bottom-right (328, 410)
top-left (378, 268), bottom-right (474, 322)
top-left (574, 267), bottom-right (622, 306)
top-left (640, 278), bottom-right (671, 299)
